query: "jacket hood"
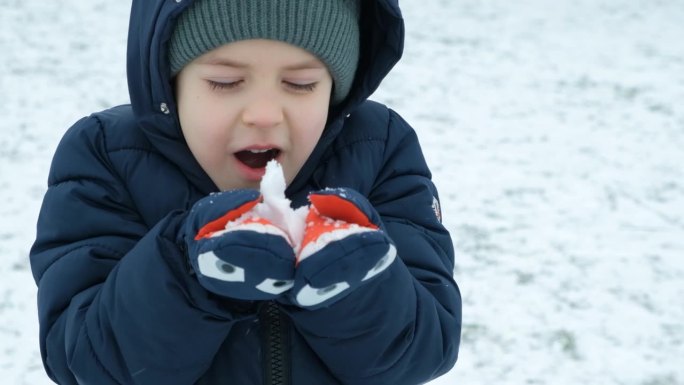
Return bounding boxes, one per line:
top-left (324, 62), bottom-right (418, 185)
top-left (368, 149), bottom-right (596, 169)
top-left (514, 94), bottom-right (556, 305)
top-left (126, 0), bottom-right (404, 195)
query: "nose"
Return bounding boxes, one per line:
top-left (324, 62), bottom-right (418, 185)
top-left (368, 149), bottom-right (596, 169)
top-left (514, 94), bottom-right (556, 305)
top-left (241, 95), bottom-right (284, 129)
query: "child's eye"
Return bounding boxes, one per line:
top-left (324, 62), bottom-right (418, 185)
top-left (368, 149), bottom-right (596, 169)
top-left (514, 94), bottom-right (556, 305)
top-left (207, 80), bottom-right (242, 91)
top-left (284, 81), bottom-right (317, 93)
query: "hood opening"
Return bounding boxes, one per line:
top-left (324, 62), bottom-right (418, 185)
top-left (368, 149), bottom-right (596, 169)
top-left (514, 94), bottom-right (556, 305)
top-left (126, 0), bottom-right (404, 194)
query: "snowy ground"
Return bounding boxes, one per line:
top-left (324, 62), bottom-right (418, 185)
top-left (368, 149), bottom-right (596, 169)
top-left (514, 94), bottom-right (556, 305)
top-left (2, 0), bottom-right (683, 384)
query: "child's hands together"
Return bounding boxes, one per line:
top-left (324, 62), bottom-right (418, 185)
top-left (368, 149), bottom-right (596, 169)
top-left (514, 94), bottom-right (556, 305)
top-left (182, 165), bottom-right (396, 308)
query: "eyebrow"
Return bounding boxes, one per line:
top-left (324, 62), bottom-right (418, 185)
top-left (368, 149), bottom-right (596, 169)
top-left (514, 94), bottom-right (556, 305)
top-left (202, 57), bottom-right (326, 71)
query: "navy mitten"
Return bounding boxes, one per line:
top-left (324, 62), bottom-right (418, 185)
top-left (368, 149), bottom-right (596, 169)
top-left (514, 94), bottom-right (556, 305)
top-left (289, 188), bottom-right (397, 309)
top-left (183, 190), bottom-right (295, 300)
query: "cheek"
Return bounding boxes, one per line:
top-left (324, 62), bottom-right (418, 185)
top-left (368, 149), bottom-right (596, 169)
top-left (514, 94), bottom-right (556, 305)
top-left (297, 103), bottom-right (327, 144)
top-left (179, 93), bottom-right (228, 145)
top-left (295, 95), bottom-right (329, 139)
top-left (178, 77), bottom-right (228, 143)
top-left (286, 105), bottom-right (328, 180)
top-left (178, 101), bottom-right (233, 175)
top-left (301, 120), bottom-right (326, 151)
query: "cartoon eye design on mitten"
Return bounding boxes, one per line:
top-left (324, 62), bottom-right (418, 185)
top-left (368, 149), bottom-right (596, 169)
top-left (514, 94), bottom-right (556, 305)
top-left (294, 244), bottom-right (396, 307)
top-left (362, 244), bottom-right (397, 281)
top-left (197, 251), bottom-right (246, 282)
top-left (295, 281), bottom-right (351, 307)
top-left (196, 249), bottom-right (295, 296)
top-left (256, 278), bottom-right (295, 295)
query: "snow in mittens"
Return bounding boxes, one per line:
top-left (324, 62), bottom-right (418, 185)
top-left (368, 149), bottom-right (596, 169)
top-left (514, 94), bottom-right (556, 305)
top-left (252, 160), bottom-right (308, 250)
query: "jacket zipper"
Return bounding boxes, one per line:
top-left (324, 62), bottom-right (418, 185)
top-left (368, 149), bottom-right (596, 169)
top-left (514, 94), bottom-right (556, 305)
top-left (260, 301), bottom-right (291, 385)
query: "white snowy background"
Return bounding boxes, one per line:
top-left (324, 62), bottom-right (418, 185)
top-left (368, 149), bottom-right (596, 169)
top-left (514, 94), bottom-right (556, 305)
top-left (1, 0), bottom-right (683, 384)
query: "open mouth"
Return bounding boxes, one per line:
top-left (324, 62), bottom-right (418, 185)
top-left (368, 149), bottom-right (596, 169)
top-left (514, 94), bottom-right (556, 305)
top-left (235, 148), bottom-right (281, 169)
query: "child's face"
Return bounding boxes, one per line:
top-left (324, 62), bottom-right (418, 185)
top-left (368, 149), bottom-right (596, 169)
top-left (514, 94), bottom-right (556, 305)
top-left (176, 39), bottom-right (333, 191)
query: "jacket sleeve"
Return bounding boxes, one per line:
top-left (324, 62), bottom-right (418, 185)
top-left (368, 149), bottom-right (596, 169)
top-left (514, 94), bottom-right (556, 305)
top-left (284, 110), bottom-right (461, 384)
top-left (30, 116), bottom-right (254, 385)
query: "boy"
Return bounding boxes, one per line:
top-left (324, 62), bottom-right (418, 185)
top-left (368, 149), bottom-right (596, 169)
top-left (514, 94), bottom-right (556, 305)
top-left (30, 0), bottom-right (462, 384)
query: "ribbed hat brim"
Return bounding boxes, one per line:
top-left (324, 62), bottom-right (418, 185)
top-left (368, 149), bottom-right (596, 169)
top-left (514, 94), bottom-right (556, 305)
top-left (168, 0), bottom-right (360, 103)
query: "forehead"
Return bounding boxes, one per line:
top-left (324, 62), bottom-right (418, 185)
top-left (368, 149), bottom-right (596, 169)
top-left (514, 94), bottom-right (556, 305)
top-left (195, 39), bottom-right (327, 70)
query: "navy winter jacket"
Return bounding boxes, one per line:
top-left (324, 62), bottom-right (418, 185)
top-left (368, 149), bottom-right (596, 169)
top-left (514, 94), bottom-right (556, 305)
top-left (30, 0), bottom-right (462, 384)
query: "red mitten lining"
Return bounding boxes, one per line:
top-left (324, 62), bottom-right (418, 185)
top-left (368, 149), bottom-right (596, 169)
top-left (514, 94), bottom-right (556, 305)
top-left (298, 195), bottom-right (379, 265)
top-left (308, 194), bottom-right (376, 228)
top-left (195, 199), bottom-right (260, 240)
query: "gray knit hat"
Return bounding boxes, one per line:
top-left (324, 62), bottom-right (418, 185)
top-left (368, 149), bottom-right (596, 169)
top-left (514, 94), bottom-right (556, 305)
top-left (169, 0), bottom-right (360, 104)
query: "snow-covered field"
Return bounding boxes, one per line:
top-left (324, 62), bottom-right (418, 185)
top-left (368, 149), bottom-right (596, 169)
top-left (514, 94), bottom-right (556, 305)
top-left (2, 0), bottom-right (683, 384)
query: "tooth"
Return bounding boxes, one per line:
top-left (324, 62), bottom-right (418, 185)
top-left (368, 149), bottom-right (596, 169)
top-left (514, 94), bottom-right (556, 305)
top-left (249, 149), bottom-right (271, 154)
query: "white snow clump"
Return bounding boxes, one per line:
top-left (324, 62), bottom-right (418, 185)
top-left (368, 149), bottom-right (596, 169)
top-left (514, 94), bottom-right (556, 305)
top-left (253, 160), bottom-right (308, 250)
